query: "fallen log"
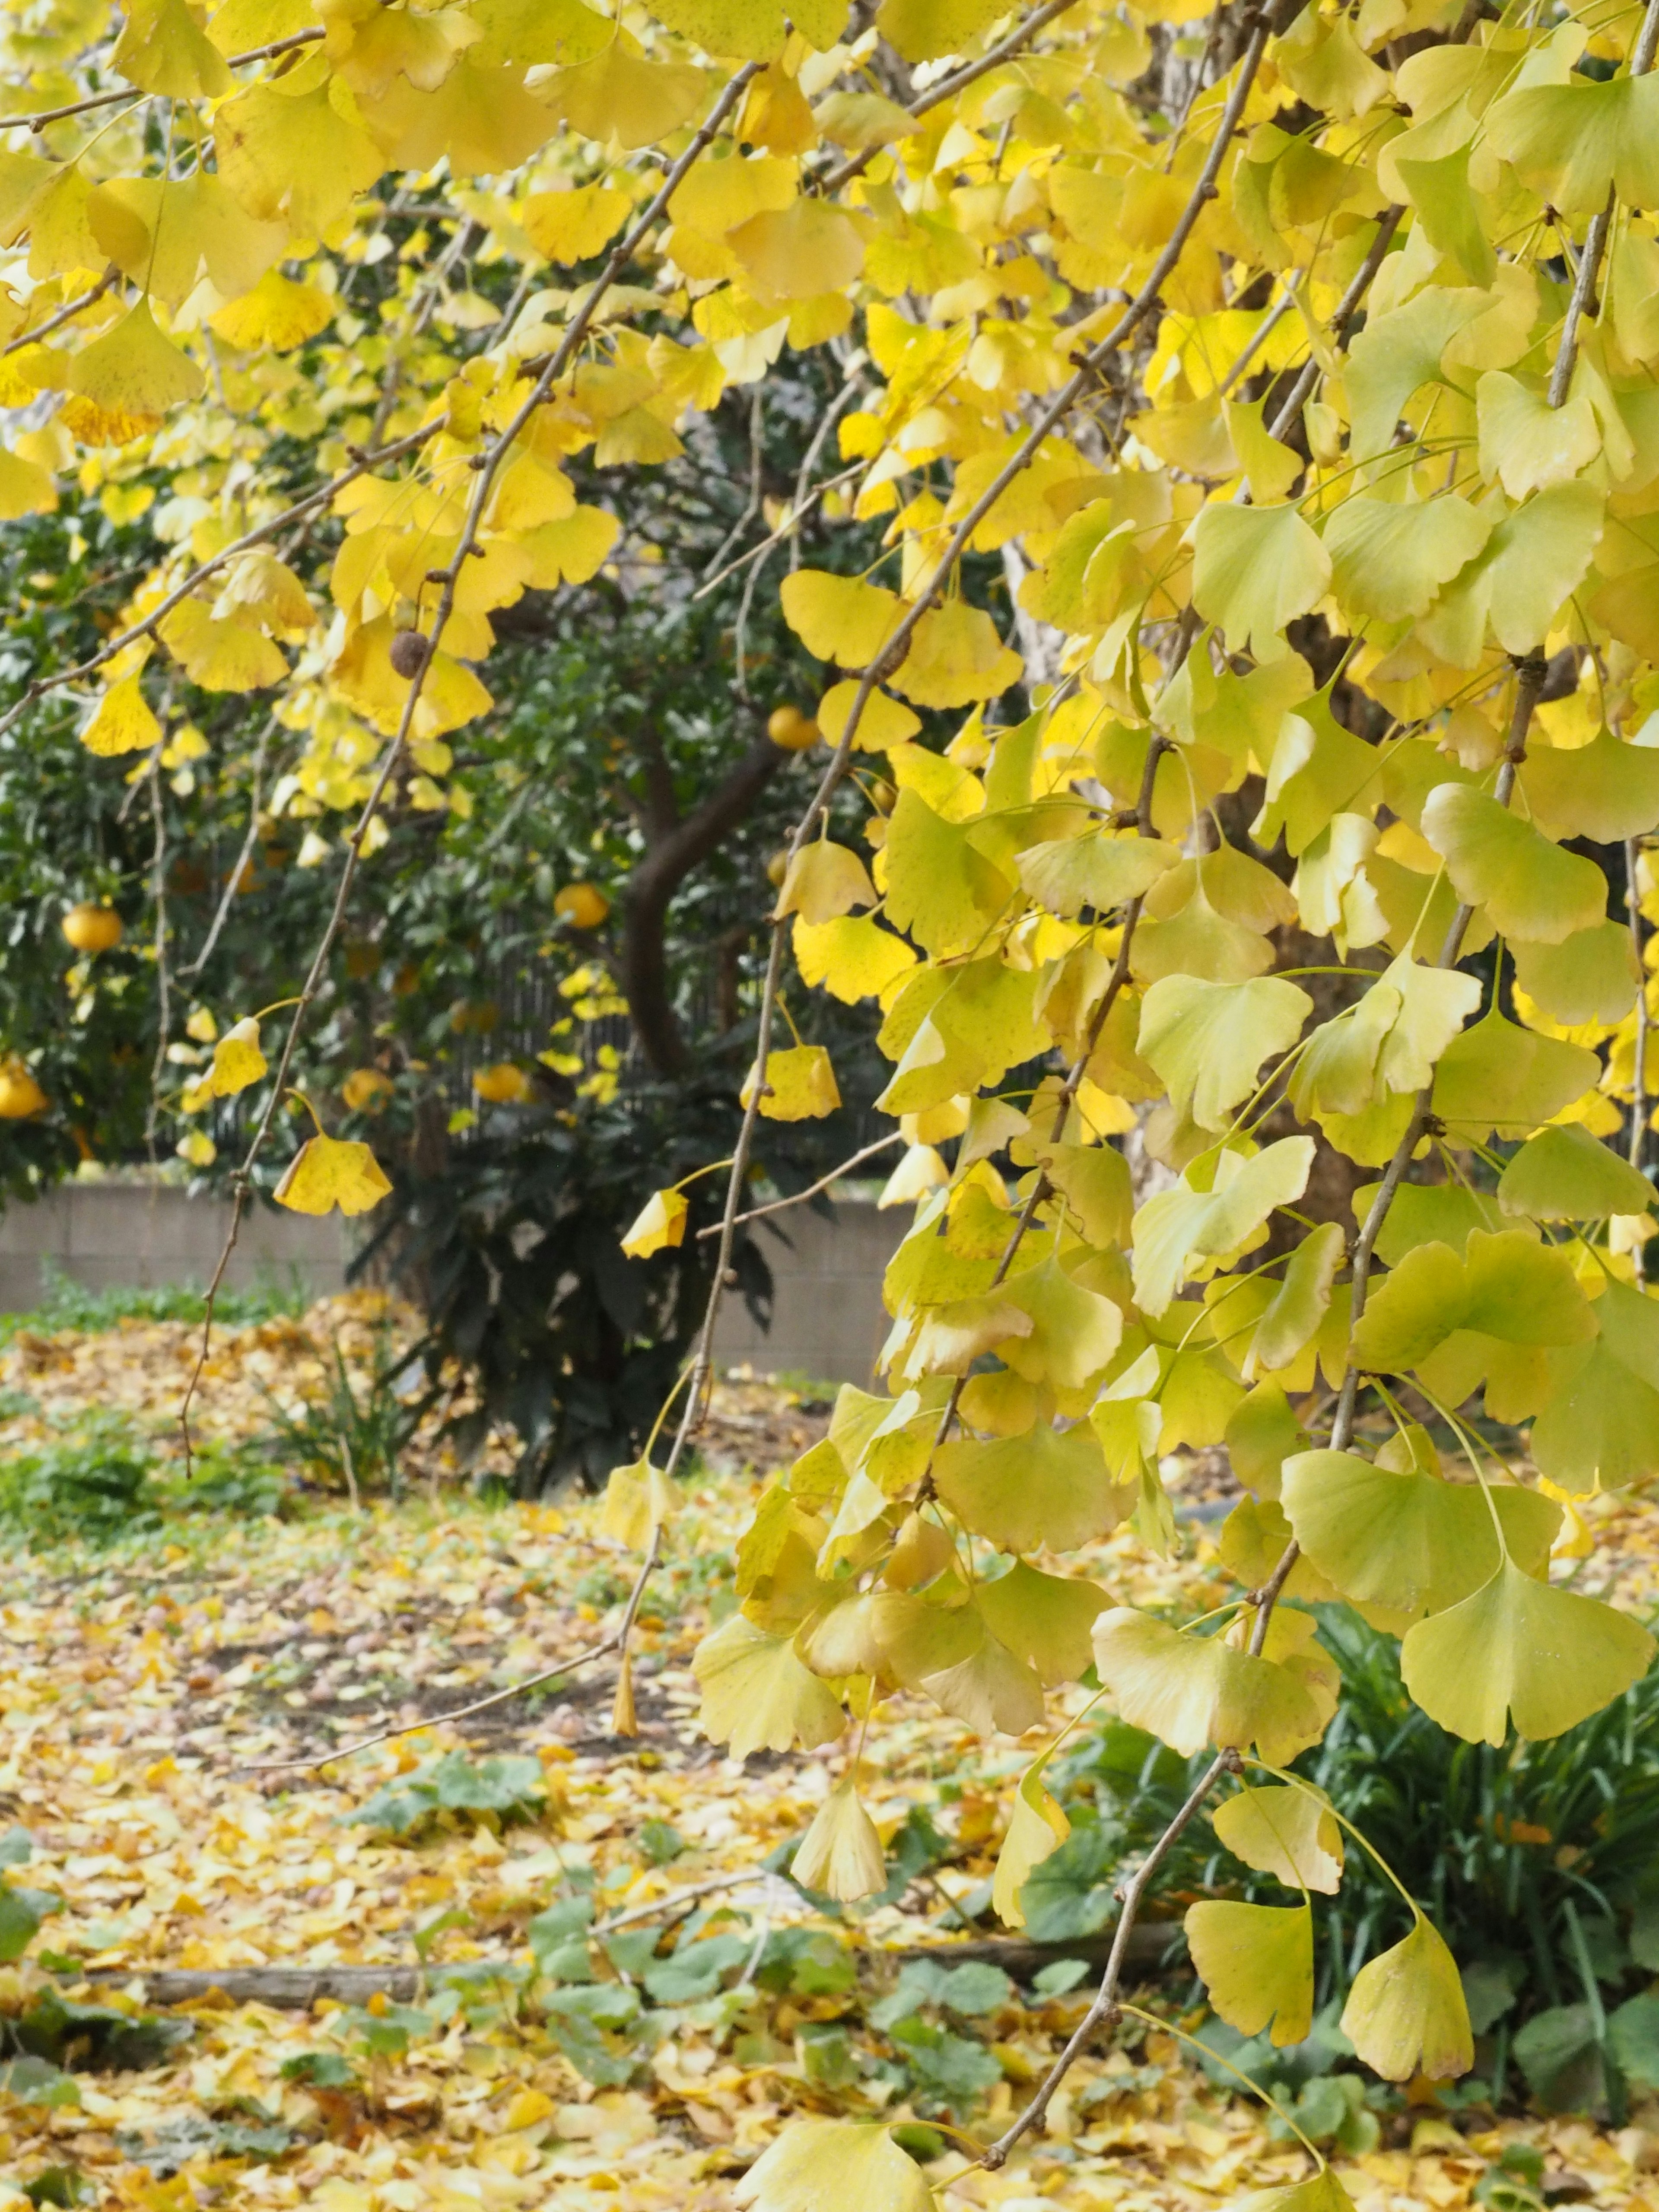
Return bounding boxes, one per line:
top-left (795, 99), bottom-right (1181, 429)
top-left (88, 1921), bottom-right (1183, 2012)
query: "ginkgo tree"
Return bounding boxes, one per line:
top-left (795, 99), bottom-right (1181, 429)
top-left (8, 0), bottom-right (1659, 2190)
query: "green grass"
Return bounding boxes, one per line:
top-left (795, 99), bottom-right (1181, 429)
top-left (0, 1261), bottom-right (310, 1346)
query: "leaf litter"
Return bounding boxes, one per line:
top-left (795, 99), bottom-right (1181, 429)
top-left (0, 1298), bottom-right (1657, 2212)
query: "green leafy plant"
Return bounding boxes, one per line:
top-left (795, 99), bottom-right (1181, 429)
top-left (257, 1320), bottom-right (418, 1506)
top-left (0, 1414), bottom-right (158, 1545)
top-left (350, 1751), bottom-right (546, 1839)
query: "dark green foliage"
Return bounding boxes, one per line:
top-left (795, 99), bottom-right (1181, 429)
top-left (280, 2050), bottom-right (356, 2089)
top-left (0, 1411), bottom-right (288, 1545)
top-left (11, 1990), bottom-right (191, 2073)
top-left (22, 2167), bottom-right (92, 2208)
top-left (1048, 1605), bottom-right (1659, 2114)
top-left (0, 1416), bottom-right (157, 1544)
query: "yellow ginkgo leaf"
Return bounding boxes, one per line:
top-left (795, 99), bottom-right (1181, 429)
top-left (621, 1187), bottom-right (689, 1258)
top-left (0, 447), bottom-right (56, 519)
top-left (935, 1421), bottom-right (1124, 1554)
top-left (1341, 1914), bottom-right (1472, 2082)
top-left (112, 0), bottom-right (233, 98)
top-left (534, 41), bottom-right (708, 153)
top-left (877, 0), bottom-right (1005, 63)
top-left (1401, 1560), bottom-right (1654, 1746)
top-left (1476, 371), bottom-right (1601, 500)
top-left (64, 298), bottom-right (204, 439)
top-left (816, 680), bottom-right (919, 750)
top-left (206, 1018), bottom-right (267, 1099)
top-left (599, 1455), bottom-right (677, 1551)
top-left (273, 1133), bottom-right (393, 1218)
top-left (1487, 71), bottom-right (1659, 218)
top-left (775, 840), bottom-right (875, 925)
top-left (1213, 1783), bottom-right (1344, 1895)
top-left (1185, 1899), bottom-right (1314, 2047)
top-left (159, 599), bottom-right (287, 693)
top-left (890, 601), bottom-right (1023, 710)
top-left (733, 2120), bottom-right (934, 2212)
top-left (792, 1778), bottom-right (886, 1901)
top-left (793, 915), bottom-right (916, 1004)
top-left (729, 199), bottom-right (865, 302)
top-left (1138, 974), bottom-right (1313, 1134)
top-left (992, 1754), bottom-right (1071, 1929)
top-left (216, 52), bottom-right (386, 241)
top-left (522, 185), bottom-right (632, 264)
top-left (780, 570), bottom-right (904, 667)
top-left (1323, 495), bottom-right (1492, 623)
top-left (1419, 783), bottom-right (1605, 946)
top-left (210, 270), bottom-right (335, 353)
top-left (742, 1044), bottom-right (840, 1120)
top-left (1091, 1606), bottom-right (1329, 1766)
top-left (691, 1612), bottom-right (846, 1758)
top-left (1192, 502), bottom-right (1331, 663)
top-left (80, 676), bottom-right (161, 759)
top-left (1132, 1139), bottom-right (1315, 1318)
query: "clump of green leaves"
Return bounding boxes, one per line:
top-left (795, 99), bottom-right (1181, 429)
top-left (350, 1751), bottom-right (546, 1839)
top-left (258, 1321), bottom-right (417, 1504)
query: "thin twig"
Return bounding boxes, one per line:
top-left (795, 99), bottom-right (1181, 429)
top-left (144, 764), bottom-right (170, 1168)
top-left (2, 267), bottom-right (119, 354)
top-left (0, 419), bottom-right (444, 756)
top-left (695, 461), bottom-right (861, 599)
top-left (695, 1132), bottom-right (904, 1236)
top-left (819, 0), bottom-right (1080, 196)
top-left (7, 27), bottom-right (324, 133)
top-left (1548, 0), bottom-right (1659, 410)
top-left (1629, 837), bottom-right (1649, 1287)
top-left (181, 715), bottom-right (279, 979)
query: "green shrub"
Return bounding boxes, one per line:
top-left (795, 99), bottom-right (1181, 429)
top-left (257, 1320), bottom-right (417, 1503)
top-left (1049, 1602), bottom-right (1659, 2114)
top-left (0, 1415), bottom-right (158, 1543)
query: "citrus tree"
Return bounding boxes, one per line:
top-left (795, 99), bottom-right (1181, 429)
top-left (6, 0), bottom-right (1659, 2190)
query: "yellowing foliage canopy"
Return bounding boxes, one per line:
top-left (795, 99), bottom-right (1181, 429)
top-left (14, 0), bottom-right (1659, 2175)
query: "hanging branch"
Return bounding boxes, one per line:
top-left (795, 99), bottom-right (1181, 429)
top-left (176, 60), bottom-right (766, 1465)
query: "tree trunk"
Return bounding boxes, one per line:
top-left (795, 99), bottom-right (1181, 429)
top-left (620, 732), bottom-right (786, 1077)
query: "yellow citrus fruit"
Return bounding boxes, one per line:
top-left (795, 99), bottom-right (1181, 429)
top-left (0, 1060), bottom-right (48, 1119)
top-left (767, 704), bottom-right (820, 751)
top-left (555, 883), bottom-right (610, 929)
top-left (474, 1063), bottom-right (531, 1105)
top-left (342, 1068), bottom-right (394, 1112)
top-left (61, 903), bottom-right (123, 954)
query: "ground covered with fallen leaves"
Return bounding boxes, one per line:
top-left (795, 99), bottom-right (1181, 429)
top-left (2, 1295), bottom-right (1658, 2212)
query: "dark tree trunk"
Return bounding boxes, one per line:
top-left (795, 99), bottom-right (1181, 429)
top-left (620, 731), bottom-right (786, 1077)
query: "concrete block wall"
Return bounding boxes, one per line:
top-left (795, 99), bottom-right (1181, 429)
top-left (0, 1180), bottom-right (348, 1313)
top-left (0, 1182), bottom-right (903, 1383)
top-left (711, 1199), bottom-right (906, 1386)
